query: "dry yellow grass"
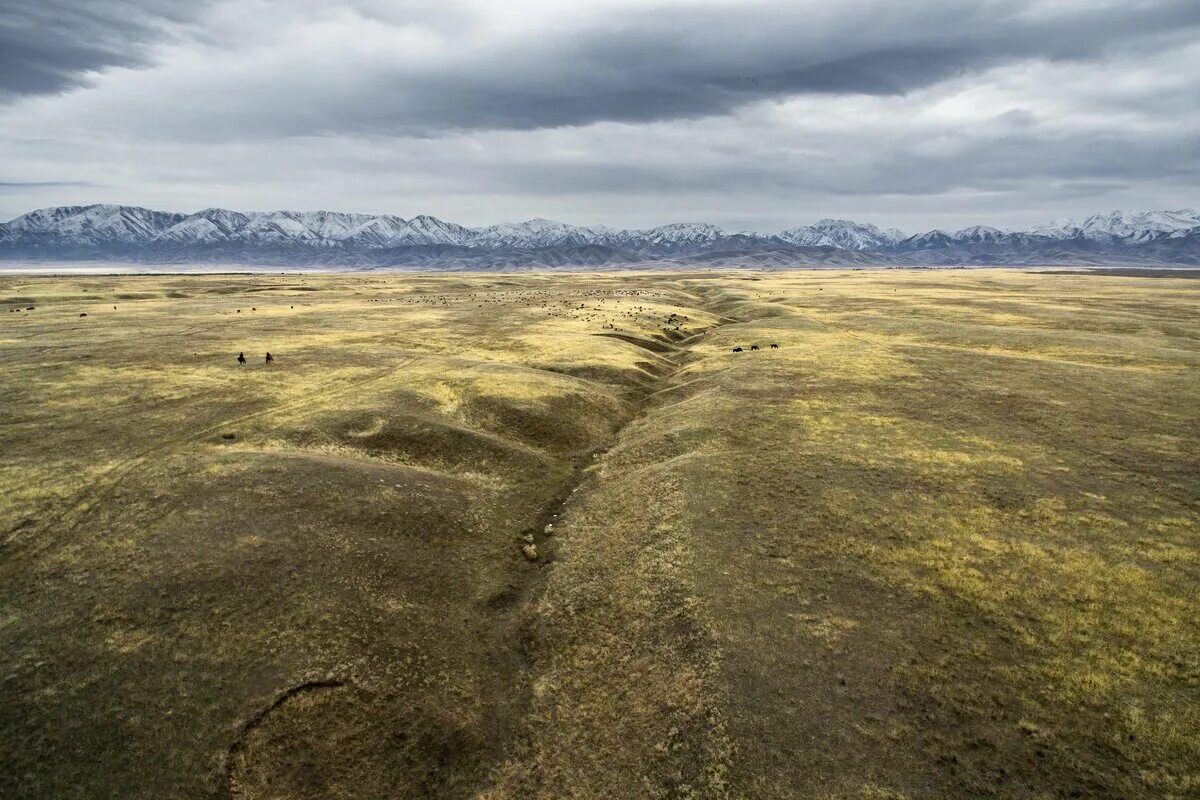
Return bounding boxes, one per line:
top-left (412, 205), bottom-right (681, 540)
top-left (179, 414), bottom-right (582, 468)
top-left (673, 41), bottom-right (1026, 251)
top-left (1, 269), bottom-right (1197, 799)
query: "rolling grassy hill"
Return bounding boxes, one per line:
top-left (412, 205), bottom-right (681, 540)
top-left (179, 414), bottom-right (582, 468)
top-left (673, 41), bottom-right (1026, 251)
top-left (1, 270), bottom-right (1197, 799)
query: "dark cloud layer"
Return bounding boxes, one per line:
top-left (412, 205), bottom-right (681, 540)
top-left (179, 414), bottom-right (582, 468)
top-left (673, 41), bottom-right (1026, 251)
top-left (0, 1), bottom-right (1196, 229)
top-left (213, 0), bottom-right (1200, 136)
top-left (0, 180), bottom-right (94, 188)
top-left (5, 1), bottom-right (1199, 133)
top-left (0, 0), bottom-right (208, 96)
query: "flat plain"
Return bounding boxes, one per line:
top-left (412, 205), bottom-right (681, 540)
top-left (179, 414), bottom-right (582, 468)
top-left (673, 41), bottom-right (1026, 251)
top-left (1, 269), bottom-right (1197, 799)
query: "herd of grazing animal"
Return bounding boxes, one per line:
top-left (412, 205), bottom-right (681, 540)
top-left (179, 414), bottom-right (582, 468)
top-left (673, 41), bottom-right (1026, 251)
top-left (12, 304), bottom-right (277, 368)
top-left (8, 282), bottom-right (787, 369)
top-left (236, 352), bottom-right (273, 366)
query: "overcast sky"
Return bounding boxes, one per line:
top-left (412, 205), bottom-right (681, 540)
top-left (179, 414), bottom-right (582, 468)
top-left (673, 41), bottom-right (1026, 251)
top-left (1, 0), bottom-right (1198, 232)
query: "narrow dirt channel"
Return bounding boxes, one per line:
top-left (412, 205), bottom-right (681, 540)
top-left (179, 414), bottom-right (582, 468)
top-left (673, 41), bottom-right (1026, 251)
top-left (526, 305), bottom-right (730, 570)
top-left (223, 287), bottom-right (740, 800)
top-left (476, 290), bottom-right (743, 798)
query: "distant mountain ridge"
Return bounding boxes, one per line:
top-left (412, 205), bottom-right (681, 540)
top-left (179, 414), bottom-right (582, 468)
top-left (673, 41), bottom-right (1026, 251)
top-left (3, 205), bottom-right (1199, 268)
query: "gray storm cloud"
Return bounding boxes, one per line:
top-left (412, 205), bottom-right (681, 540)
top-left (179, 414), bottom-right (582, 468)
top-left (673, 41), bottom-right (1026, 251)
top-left (0, 0), bottom-right (214, 96)
top-left (0, 1), bottom-right (1197, 229)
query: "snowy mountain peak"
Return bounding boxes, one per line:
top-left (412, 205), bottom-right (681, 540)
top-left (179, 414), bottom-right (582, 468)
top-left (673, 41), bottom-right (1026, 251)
top-left (902, 229), bottom-right (954, 248)
top-left (1030, 209), bottom-right (1200, 242)
top-left (3, 204), bottom-right (1199, 264)
top-left (777, 219), bottom-right (904, 250)
top-left (952, 225), bottom-right (1006, 243)
top-left (3, 204), bottom-right (182, 243)
top-left (637, 222), bottom-right (724, 246)
top-left (521, 217), bottom-right (566, 230)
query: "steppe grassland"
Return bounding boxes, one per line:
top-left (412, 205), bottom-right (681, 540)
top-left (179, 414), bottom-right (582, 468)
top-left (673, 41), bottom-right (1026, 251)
top-left (492, 270), bottom-right (1199, 799)
top-left (1, 269), bottom-right (1197, 800)
top-left (0, 271), bottom-right (716, 799)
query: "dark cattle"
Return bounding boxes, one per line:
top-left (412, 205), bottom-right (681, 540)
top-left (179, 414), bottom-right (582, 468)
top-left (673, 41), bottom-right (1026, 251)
top-left (770, 343), bottom-right (779, 348)
top-left (265, 352), bottom-right (274, 364)
top-left (732, 347), bottom-right (743, 353)
top-left (237, 352), bottom-right (246, 365)
top-left (750, 345), bottom-right (760, 351)
top-left (79, 313), bottom-right (87, 317)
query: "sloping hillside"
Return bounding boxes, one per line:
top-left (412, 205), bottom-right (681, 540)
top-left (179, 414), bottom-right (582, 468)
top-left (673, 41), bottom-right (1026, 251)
top-left (1, 271), bottom-right (1197, 799)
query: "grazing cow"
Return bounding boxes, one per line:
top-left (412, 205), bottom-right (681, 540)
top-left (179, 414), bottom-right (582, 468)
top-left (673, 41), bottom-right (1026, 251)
top-left (79, 313), bottom-right (87, 317)
top-left (265, 352), bottom-right (274, 364)
top-left (237, 352), bottom-right (246, 366)
top-left (732, 347), bottom-right (743, 353)
top-left (770, 343), bottom-right (779, 348)
top-left (750, 344), bottom-right (760, 351)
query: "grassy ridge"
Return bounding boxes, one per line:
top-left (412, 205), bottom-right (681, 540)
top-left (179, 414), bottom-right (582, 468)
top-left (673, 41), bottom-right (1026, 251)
top-left (1, 270), bottom-right (1197, 799)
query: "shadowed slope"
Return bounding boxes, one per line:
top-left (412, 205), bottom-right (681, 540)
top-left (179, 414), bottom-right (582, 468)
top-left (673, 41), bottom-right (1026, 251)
top-left (0, 273), bottom-right (722, 799)
top-left (1, 271), bottom-right (1197, 799)
top-left (482, 272), bottom-right (1200, 799)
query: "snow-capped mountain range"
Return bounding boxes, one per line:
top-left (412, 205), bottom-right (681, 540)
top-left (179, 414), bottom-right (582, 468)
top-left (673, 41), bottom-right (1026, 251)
top-left (2, 205), bottom-right (1199, 267)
